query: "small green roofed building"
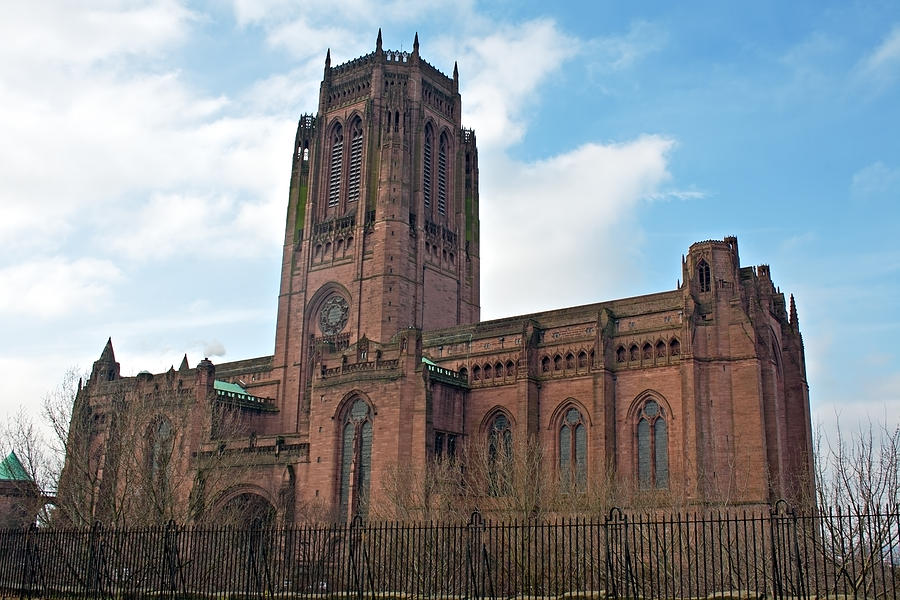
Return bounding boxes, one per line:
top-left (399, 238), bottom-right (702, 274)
top-left (0, 451), bottom-right (42, 528)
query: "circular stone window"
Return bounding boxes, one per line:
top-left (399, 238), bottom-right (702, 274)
top-left (319, 295), bottom-right (349, 335)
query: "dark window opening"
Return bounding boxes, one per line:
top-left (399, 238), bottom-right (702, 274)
top-left (637, 399), bottom-right (668, 490)
top-left (698, 259), bottom-right (711, 293)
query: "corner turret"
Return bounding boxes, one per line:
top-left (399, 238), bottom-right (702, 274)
top-left (90, 337), bottom-right (120, 383)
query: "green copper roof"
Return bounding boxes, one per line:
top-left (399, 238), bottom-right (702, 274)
top-left (0, 451), bottom-right (31, 482)
top-left (214, 380), bottom-right (246, 394)
top-left (421, 356), bottom-right (438, 367)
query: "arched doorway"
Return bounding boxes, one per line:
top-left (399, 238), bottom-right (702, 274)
top-left (212, 492), bottom-right (276, 528)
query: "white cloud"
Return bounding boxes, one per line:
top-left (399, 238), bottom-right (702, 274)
top-left (480, 135), bottom-right (676, 319)
top-left (453, 20), bottom-right (578, 148)
top-left (0, 1), bottom-right (194, 70)
top-left (851, 161), bottom-right (900, 199)
top-left (102, 191), bottom-right (282, 261)
top-left (202, 340), bottom-right (227, 357)
top-left (586, 20), bottom-right (668, 72)
top-left (858, 24), bottom-right (900, 85)
top-left (0, 258), bottom-right (122, 318)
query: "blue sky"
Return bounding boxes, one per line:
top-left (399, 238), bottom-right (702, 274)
top-left (1, 1), bottom-right (898, 437)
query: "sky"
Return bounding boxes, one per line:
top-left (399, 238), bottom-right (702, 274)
top-left (1, 1), bottom-right (898, 439)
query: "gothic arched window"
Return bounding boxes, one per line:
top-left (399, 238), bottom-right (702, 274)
top-left (636, 399), bottom-right (668, 490)
top-left (423, 124), bottom-right (433, 212)
top-left (347, 119), bottom-right (363, 203)
top-left (489, 413), bottom-right (512, 464)
top-left (559, 407), bottom-right (587, 492)
top-left (148, 417), bottom-right (174, 492)
top-left (328, 123), bottom-right (344, 208)
top-left (438, 132), bottom-right (449, 216)
top-left (488, 412), bottom-right (513, 495)
top-left (339, 398), bottom-right (373, 517)
top-left (698, 259), bottom-right (711, 293)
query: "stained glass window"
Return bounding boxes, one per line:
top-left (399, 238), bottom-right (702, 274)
top-left (636, 399), bottom-right (668, 490)
top-left (339, 399), bottom-right (372, 517)
top-left (559, 407), bottom-right (586, 492)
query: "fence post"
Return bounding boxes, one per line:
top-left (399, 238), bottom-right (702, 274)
top-left (769, 500), bottom-right (790, 600)
top-left (466, 509), bottom-right (483, 599)
top-left (87, 521), bottom-right (104, 599)
top-left (605, 507), bottom-right (627, 600)
top-left (20, 523), bottom-right (42, 600)
top-left (163, 519), bottom-right (185, 598)
top-left (349, 513), bottom-right (373, 600)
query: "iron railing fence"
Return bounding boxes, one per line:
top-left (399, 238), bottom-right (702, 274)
top-left (0, 503), bottom-right (897, 600)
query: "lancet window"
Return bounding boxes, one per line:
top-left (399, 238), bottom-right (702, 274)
top-left (636, 399), bottom-right (668, 490)
top-left (347, 119), bottom-right (363, 203)
top-left (559, 407), bottom-right (587, 492)
top-left (424, 125), bottom-right (433, 211)
top-left (147, 417), bottom-right (174, 491)
top-left (339, 398), bottom-right (373, 517)
top-left (328, 124), bottom-right (344, 207)
top-left (488, 412), bottom-right (513, 495)
top-left (438, 132), bottom-right (448, 215)
top-left (698, 259), bottom-right (711, 293)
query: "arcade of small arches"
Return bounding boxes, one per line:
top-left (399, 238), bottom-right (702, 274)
top-left (540, 349), bottom-right (594, 375)
top-left (616, 338), bottom-right (681, 365)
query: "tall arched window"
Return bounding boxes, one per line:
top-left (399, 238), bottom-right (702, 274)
top-left (488, 412), bottom-right (512, 495)
top-left (698, 259), bottom-right (711, 293)
top-left (636, 399), bottom-right (668, 489)
top-left (559, 407), bottom-right (587, 492)
top-left (437, 132), bottom-right (449, 216)
top-left (147, 417), bottom-right (174, 492)
top-left (347, 119), bottom-right (363, 203)
top-left (423, 125), bottom-right (433, 211)
top-left (339, 398), bottom-right (373, 517)
top-left (328, 123), bottom-right (344, 208)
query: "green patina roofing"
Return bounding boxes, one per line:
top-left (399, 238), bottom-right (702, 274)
top-left (214, 380), bottom-right (247, 394)
top-left (421, 356), bottom-right (437, 366)
top-left (0, 451), bottom-right (31, 482)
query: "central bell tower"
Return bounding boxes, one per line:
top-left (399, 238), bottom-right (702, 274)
top-left (271, 31), bottom-right (480, 433)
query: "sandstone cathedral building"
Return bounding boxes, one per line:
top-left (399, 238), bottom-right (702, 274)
top-left (59, 33), bottom-right (813, 526)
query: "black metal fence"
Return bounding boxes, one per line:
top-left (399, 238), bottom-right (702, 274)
top-left (1, 503), bottom-right (898, 599)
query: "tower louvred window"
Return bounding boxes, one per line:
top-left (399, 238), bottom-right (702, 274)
top-left (348, 120), bottom-right (363, 203)
top-left (438, 132), bottom-right (448, 215)
top-left (328, 124), bottom-right (343, 207)
top-left (424, 125), bottom-right (433, 211)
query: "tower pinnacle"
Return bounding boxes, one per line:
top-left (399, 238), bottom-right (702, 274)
top-left (413, 32), bottom-right (419, 55)
top-left (376, 28), bottom-right (383, 52)
top-left (789, 294), bottom-right (799, 328)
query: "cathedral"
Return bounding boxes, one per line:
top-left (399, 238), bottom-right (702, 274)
top-left (60, 33), bottom-right (813, 525)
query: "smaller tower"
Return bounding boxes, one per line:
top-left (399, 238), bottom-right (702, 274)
top-left (90, 338), bottom-right (120, 383)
